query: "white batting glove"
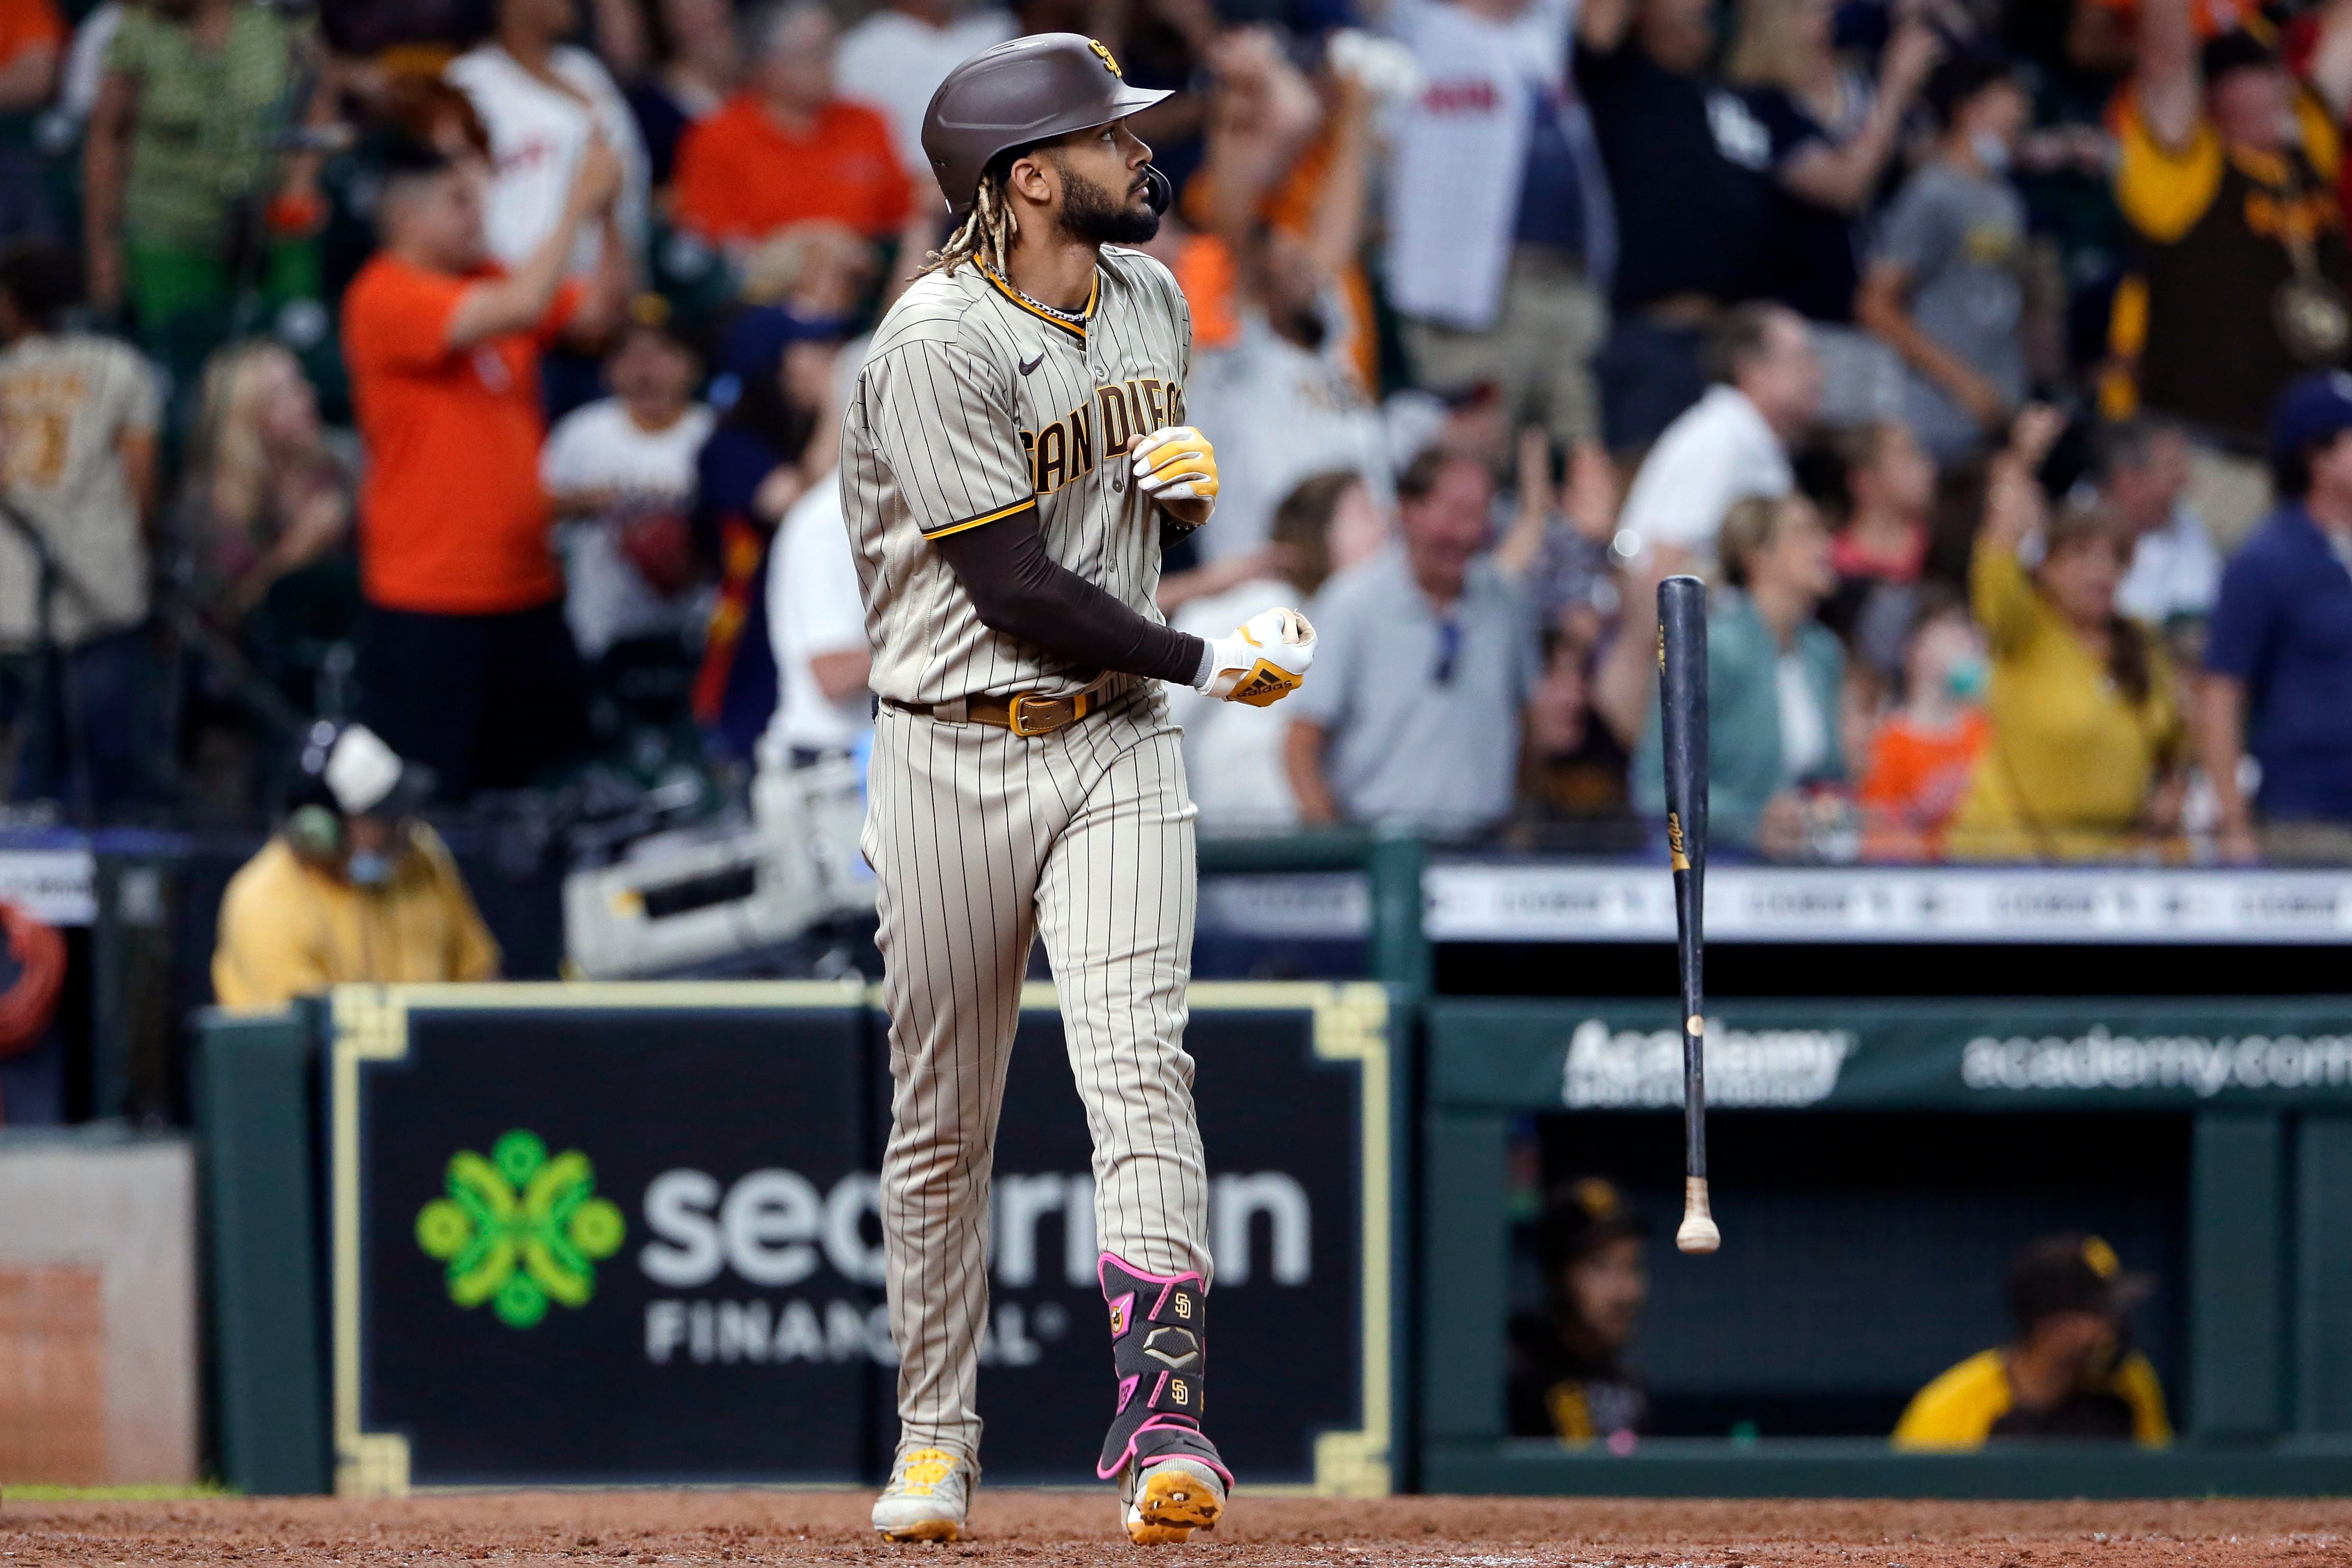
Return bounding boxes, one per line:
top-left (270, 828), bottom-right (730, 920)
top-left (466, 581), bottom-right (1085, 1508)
top-left (1130, 425), bottom-right (1219, 518)
top-left (1196, 607), bottom-right (1316, 707)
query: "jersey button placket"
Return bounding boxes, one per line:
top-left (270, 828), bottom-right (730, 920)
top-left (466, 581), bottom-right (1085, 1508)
top-left (1095, 343), bottom-right (1127, 493)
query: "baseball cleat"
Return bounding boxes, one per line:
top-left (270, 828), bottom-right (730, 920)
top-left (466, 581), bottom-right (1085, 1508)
top-left (872, 1446), bottom-right (974, 1542)
top-left (1120, 1454), bottom-right (1226, 1544)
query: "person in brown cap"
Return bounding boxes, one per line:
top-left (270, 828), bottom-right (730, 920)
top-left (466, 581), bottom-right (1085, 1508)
top-left (1508, 1177), bottom-right (1652, 1445)
top-left (850, 31), bottom-right (1319, 1547)
top-left (1894, 1233), bottom-right (2173, 1448)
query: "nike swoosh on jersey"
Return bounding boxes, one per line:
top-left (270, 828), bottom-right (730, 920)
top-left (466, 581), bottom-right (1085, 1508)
top-left (1019, 351), bottom-right (1046, 376)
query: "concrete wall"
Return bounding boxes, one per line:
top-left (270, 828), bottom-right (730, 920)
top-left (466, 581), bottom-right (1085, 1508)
top-left (0, 1132), bottom-right (198, 1484)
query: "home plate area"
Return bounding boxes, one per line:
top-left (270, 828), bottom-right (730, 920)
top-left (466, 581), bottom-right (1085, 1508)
top-left (5, 1494), bottom-right (2350, 1567)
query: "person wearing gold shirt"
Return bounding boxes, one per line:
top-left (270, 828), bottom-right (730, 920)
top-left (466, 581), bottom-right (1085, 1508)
top-left (1895, 1233), bottom-right (2172, 1449)
top-left (1948, 409), bottom-right (2186, 859)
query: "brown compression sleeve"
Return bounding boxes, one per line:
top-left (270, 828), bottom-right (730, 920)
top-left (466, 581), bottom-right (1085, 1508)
top-left (932, 505), bottom-right (1206, 686)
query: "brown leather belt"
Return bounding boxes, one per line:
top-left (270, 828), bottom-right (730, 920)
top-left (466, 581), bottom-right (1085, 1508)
top-left (885, 687), bottom-right (1101, 737)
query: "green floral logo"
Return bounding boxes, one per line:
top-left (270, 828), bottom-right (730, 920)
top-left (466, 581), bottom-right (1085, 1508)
top-left (415, 1129), bottom-right (625, 1329)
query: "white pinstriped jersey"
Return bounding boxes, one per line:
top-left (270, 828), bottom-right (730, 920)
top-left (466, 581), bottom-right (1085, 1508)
top-left (840, 244), bottom-right (1193, 704)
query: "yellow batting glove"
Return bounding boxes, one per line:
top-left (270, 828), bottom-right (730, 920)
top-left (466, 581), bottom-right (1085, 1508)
top-left (1130, 425), bottom-right (1219, 516)
top-left (1198, 607), bottom-right (1316, 707)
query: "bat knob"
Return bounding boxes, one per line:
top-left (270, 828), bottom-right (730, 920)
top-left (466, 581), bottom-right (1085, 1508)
top-left (1675, 1177), bottom-right (1720, 1255)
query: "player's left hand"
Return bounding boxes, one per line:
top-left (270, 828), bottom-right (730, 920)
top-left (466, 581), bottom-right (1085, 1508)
top-left (1199, 606), bottom-right (1315, 706)
top-left (1130, 426), bottom-right (1218, 529)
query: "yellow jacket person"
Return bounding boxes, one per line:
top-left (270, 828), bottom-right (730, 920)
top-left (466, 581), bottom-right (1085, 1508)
top-left (1896, 1233), bottom-right (2172, 1449)
top-left (213, 723), bottom-right (498, 1010)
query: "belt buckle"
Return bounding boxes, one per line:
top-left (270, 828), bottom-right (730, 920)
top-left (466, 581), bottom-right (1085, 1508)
top-left (1007, 692), bottom-right (1067, 737)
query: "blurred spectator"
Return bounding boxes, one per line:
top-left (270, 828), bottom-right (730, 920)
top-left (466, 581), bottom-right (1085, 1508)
top-left (2199, 371), bottom-right (2352, 862)
top-left (1575, 0), bottom-right (1777, 449)
top-left (1517, 626), bottom-right (1631, 826)
top-left (1286, 447), bottom-right (1539, 836)
top-left (2089, 416), bottom-right (2219, 639)
top-left (1856, 55), bottom-right (2033, 465)
top-left (1894, 1233), bottom-right (2170, 1448)
top-left (1178, 30), bottom-right (1403, 397)
top-left (1858, 586), bottom-right (1989, 860)
top-left (1950, 411), bottom-right (2186, 859)
top-left (1634, 493), bottom-right (1845, 858)
top-left (694, 328), bottom-right (844, 760)
top-left (1186, 40), bottom-right (1387, 568)
top-left (2114, 4), bottom-right (2349, 547)
top-left (0, 0), bottom-right (63, 240)
top-left (1728, 0), bottom-right (1938, 426)
top-left (727, 221), bottom-right (882, 361)
top-left (835, 0), bottom-right (1016, 189)
top-left (673, 3), bottom-right (918, 258)
top-left (213, 722), bottom-right (499, 1009)
top-left (448, 0), bottom-right (650, 283)
top-left (180, 340), bottom-right (353, 630)
top-left (83, 0), bottom-right (327, 349)
top-left (619, 0), bottom-right (741, 187)
top-left (1385, 0), bottom-right (1613, 450)
top-left (1822, 420), bottom-right (1936, 680)
top-left (759, 470), bottom-right (868, 769)
top-left (1497, 424), bottom-right (1621, 637)
top-left (1508, 1177), bottom-right (1649, 1443)
top-left (759, 333), bottom-right (869, 770)
top-left (542, 297), bottom-right (712, 667)
top-left (1613, 303), bottom-right (1820, 566)
top-left (342, 130), bottom-right (625, 800)
top-left (0, 239), bottom-right (162, 812)
top-left (1169, 470), bottom-right (1360, 832)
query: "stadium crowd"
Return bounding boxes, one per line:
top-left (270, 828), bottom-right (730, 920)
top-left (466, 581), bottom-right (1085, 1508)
top-left (1, 0), bottom-right (2350, 864)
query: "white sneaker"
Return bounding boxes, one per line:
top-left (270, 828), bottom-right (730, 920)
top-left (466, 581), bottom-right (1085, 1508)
top-left (873, 1446), bottom-right (974, 1542)
top-left (1119, 1455), bottom-right (1226, 1545)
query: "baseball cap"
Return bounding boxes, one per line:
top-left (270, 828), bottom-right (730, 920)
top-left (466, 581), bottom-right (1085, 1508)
top-left (2006, 1233), bottom-right (2152, 1334)
top-left (1538, 1177), bottom-right (1649, 1273)
top-left (301, 722), bottom-right (433, 819)
top-left (2268, 370), bottom-right (2352, 466)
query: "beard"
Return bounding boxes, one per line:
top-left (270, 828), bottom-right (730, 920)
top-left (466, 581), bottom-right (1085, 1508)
top-left (1053, 161), bottom-right (1160, 246)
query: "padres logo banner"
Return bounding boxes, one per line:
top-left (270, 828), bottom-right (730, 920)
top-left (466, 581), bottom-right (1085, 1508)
top-left (328, 982), bottom-right (1392, 1496)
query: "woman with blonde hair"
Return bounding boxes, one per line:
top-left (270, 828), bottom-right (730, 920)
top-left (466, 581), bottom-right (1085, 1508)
top-left (1631, 491), bottom-right (1847, 857)
top-left (180, 339), bottom-right (353, 626)
top-left (1949, 409), bottom-right (2186, 859)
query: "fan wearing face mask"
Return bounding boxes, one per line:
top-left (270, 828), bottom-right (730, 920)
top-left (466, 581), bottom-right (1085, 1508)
top-left (1858, 586), bottom-right (1990, 861)
top-left (212, 722), bottom-right (499, 1010)
top-left (1854, 54), bottom-right (2033, 467)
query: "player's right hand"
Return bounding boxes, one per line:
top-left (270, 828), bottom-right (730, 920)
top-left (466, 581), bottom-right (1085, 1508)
top-left (1197, 607), bottom-right (1316, 707)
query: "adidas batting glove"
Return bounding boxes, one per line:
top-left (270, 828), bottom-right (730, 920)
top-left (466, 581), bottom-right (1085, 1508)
top-left (1196, 607), bottom-right (1316, 706)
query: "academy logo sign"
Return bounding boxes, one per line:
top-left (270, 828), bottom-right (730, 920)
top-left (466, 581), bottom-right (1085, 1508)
top-left (1962, 1025), bottom-right (2352, 1098)
top-left (415, 1129), bottom-right (627, 1329)
top-left (1561, 1017), bottom-right (1854, 1108)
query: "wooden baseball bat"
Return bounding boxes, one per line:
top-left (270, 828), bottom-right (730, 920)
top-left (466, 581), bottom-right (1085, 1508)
top-left (1657, 575), bottom-right (1719, 1255)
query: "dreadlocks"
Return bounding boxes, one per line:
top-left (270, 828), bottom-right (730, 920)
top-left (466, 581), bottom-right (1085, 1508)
top-left (921, 173), bottom-right (1019, 279)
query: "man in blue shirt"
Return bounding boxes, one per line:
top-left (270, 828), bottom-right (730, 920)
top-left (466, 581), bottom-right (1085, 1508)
top-left (2200, 372), bottom-right (2352, 860)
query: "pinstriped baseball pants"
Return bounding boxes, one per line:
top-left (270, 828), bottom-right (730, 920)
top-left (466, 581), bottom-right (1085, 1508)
top-left (863, 683), bottom-right (1212, 1463)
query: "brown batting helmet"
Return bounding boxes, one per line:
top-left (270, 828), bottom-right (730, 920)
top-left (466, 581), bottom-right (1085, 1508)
top-left (920, 33), bottom-right (1172, 218)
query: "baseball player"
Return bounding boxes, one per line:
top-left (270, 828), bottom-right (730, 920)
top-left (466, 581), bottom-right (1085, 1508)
top-left (843, 32), bottom-right (1319, 1547)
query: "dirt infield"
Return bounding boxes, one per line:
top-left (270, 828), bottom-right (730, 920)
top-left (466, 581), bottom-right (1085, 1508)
top-left (6, 1492), bottom-right (2351, 1566)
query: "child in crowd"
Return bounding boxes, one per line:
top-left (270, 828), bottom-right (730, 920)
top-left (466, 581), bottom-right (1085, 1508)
top-left (1858, 587), bottom-right (1989, 860)
top-left (1823, 420), bottom-right (1935, 667)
